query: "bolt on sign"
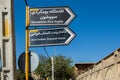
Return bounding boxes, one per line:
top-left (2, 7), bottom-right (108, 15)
top-left (29, 7), bottom-right (76, 26)
top-left (29, 27), bottom-right (76, 47)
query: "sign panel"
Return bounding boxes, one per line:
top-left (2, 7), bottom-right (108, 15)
top-left (29, 27), bottom-right (76, 47)
top-left (18, 51), bottom-right (39, 73)
top-left (29, 7), bottom-right (76, 26)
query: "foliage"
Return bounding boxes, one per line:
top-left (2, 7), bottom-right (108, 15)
top-left (16, 69), bottom-right (25, 80)
top-left (35, 54), bottom-right (51, 78)
top-left (35, 54), bottom-right (74, 80)
top-left (16, 69), bottom-right (34, 80)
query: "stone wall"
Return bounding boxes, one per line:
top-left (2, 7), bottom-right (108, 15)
top-left (76, 48), bottom-right (120, 80)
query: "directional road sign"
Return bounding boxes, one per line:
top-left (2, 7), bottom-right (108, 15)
top-left (29, 27), bottom-right (76, 47)
top-left (29, 7), bottom-right (76, 26)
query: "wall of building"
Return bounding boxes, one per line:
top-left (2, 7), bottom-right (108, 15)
top-left (76, 48), bottom-right (120, 80)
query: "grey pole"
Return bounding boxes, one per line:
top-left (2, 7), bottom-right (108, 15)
top-left (51, 57), bottom-right (54, 80)
top-left (0, 0), bottom-right (16, 80)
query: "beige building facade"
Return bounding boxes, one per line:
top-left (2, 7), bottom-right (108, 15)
top-left (76, 48), bottom-right (120, 80)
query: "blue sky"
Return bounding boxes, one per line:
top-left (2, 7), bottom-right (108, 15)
top-left (14, 0), bottom-right (120, 64)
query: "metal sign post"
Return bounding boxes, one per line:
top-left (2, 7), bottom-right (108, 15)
top-left (25, 6), bottom-right (29, 80)
top-left (24, 5), bottom-right (76, 80)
